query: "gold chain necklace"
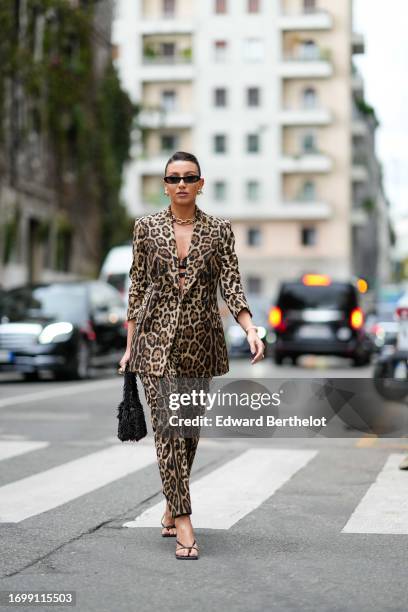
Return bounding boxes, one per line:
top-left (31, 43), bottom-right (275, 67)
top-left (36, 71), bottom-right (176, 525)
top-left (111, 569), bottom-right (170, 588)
top-left (170, 208), bottom-right (197, 225)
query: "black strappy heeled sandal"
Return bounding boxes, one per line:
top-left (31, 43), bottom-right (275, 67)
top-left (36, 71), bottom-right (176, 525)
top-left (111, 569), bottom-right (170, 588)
top-left (175, 538), bottom-right (199, 560)
top-left (161, 514), bottom-right (177, 538)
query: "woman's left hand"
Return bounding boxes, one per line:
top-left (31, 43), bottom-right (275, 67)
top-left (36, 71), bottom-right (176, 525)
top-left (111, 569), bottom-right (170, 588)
top-left (247, 329), bottom-right (265, 365)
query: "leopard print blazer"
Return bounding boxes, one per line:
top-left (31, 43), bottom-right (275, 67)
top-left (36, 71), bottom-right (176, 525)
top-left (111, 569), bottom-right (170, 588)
top-left (127, 204), bottom-right (252, 377)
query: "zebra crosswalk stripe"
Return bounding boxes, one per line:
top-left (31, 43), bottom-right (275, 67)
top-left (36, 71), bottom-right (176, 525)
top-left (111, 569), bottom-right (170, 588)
top-left (0, 440), bottom-right (49, 461)
top-left (342, 453), bottom-right (408, 535)
top-left (0, 444), bottom-right (157, 523)
top-left (124, 448), bottom-right (318, 530)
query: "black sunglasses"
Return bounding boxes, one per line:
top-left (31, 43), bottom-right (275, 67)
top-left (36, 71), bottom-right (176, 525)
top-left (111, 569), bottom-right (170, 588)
top-left (163, 175), bottom-right (201, 184)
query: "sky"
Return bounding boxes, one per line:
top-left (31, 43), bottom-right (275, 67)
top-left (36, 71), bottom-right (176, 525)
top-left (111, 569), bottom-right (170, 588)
top-left (353, 0), bottom-right (408, 225)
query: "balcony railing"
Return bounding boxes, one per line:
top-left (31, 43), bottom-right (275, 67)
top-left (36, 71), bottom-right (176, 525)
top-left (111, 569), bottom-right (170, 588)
top-left (279, 152), bottom-right (333, 173)
top-left (278, 106), bottom-right (332, 126)
top-left (142, 52), bottom-right (192, 65)
top-left (278, 9), bottom-right (333, 31)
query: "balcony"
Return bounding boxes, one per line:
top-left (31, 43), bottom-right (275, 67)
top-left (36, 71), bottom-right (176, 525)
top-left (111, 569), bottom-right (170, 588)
top-left (352, 72), bottom-right (364, 94)
top-left (279, 153), bottom-right (333, 173)
top-left (351, 165), bottom-right (369, 183)
top-left (138, 20), bottom-right (193, 35)
top-left (279, 52), bottom-right (333, 78)
top-left (352, 32), bottom-right (365, 55)
top-left (278, 107), bottom-right (332, 126)
top-left (135, 156), bottom-right (170, 175)
top-left (351, 119), bottom-right (368, 137)
top-left (278, 9), bottom-right (333, 31)
top-left (274, 201), bottom-right (332, 220)
top-left (350, 207), bottom-right (369, 226)
top-left (138, 108), bottom-right (193, 129)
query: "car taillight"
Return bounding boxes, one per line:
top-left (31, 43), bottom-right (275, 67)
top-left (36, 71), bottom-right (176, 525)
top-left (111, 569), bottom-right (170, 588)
top-left (350, 308), bottom-right (364, 330)
top-left (269, 306), bottom-right (282, 329)
top-left (80, 320), bottom-right (96, 341)
top-left (396, 307), bottom-right (408, 320)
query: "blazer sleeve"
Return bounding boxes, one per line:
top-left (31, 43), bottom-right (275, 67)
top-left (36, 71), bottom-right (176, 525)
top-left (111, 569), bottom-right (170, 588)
top-left (219, 219), bottom-right (253, 322)
top-left (127, 218), bottom-right (149, 321)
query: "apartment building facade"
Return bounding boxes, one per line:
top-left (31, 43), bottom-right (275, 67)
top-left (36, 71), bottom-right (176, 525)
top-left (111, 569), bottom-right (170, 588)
top-left (114, 0), bottom-right (384, 299)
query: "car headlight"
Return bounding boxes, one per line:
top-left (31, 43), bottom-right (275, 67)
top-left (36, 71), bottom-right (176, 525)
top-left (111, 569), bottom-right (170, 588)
top-left (38, 322), bottom-right (74, 344)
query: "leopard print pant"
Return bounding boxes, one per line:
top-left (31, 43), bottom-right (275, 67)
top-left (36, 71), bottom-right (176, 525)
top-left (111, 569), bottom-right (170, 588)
top-left (139, 330), bottom-right (212, 519)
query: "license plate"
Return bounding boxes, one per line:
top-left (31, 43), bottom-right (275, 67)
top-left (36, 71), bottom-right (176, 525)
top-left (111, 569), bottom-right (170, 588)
top-left (0, 350), bottom-right (13, 363)
top-left (297, 325), bottom-right (331, 339)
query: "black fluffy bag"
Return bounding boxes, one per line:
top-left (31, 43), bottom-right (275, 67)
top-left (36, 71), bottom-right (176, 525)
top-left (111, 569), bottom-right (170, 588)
top-left (117, 363), bottom-right (147, 442)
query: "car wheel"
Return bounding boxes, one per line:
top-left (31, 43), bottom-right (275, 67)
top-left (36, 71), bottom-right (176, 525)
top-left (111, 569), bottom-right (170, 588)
top-left (274, 353), bottom-right (284, 365)
top-left (373, 361), bottom-right (408, 401)
top-left (23, 372), bottom-right (39, 382)
top-left (352, 354), bottom-right (371, 367)
top-left (60, 338), bottom-right (91, 380)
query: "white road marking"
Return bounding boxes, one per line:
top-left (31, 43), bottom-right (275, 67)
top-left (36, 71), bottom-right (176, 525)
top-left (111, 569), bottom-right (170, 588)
top-left (0, 379), bottom-right (120, 409)
top-left (124, 448), bottom-right (318, 530)
top-left (342, 453), bottom-right (408, 534)
top-left (0, 444), bottom-right (156, 523)
top-left (0, 440), bottom-right (49, 461)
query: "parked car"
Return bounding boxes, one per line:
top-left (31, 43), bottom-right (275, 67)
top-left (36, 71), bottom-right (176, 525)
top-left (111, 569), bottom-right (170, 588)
top-left (269, 274), bottom-right (373, 366)
top-left (224, 297), bottom-right (273, 358)
top-left (373, 292), bottom-right (408, 400)
top-left (0, 281), bottom-right (127, 381)
top-left (99, 244), bottom-right (132, 305)
top-left (365, 302), bottom-right (399, 352)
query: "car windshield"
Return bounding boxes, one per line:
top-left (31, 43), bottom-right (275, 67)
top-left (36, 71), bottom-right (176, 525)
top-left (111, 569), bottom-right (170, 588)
top-left (0, 285), bottom-right (88, 323)
top-left (278, 283), bottom-right (357, 311)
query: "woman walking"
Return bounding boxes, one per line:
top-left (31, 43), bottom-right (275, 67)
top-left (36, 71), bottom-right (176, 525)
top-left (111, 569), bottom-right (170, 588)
top-left (119, 151), bottom-right (264, 560)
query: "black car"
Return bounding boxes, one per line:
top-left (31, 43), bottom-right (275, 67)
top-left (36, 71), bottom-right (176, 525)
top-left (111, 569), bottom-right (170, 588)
top-left (269, 275), bottom-right (372, 366)
top-left (0, 281), bottom-right (127, 381)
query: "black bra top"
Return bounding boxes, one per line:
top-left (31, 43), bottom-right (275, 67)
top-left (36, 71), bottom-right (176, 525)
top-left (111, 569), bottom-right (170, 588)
top-left (178, 256), bottom-right (187, 278)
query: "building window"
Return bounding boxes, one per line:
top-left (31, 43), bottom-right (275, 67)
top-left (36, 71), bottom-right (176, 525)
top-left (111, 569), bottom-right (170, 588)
top-left (302, 87), bottom-right (317, 109)
top-left (163, 0), bottom-right (175, 18)
top-left (300, 180), bottom-right (316, 201)
top-left (247, 227), bottom-right (262, 247)
top-left (303, 0), bottom-right (316, 13)
top-left (247, 133), bottom-right (260, 153)
top-left (160, 42), bottom-right (176, 59)
top-left (299, 40), bottom-right (319, 60)
top-left (215, 0), bottom-right (227, 14)
top-left (247, 87), bottom-right (260, 107)
top-left (248, 0), bottom-right (260, 13)
top-left (214, 181), bottom-right (227, 201)
top-left (301, 131), bottom-right (317, 154)
top-left (246, 180), bottom-right (260, 201)
top-left (243, 38), bottom-right (264, 61)
top-left (214, 87), bottom-right (227, 107)
top-left (214, 134), bottom-right (227, 153)
top-left (161, 134), bottom-right (178, 152)
top-left (214, 40), bottom-right (228, 62)
top-left (161, 90), bottom-right (176, 111)
top-left (301, 226), bottom-right (317, 246)
top-left (247, 276), bottom-right (262, 295)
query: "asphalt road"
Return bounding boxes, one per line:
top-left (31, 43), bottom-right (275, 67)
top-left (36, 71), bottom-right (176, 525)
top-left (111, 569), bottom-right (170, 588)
top-left (0, 357), bottom-right (408, 612)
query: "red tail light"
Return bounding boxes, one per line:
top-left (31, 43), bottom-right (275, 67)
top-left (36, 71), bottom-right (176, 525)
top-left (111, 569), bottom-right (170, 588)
top-left (80, 320), bottom-right (96, 341)
top-left (350, 308), bottom-right (364, 330)
top-left (269, 306), bottom-right (287, 331)
top-left (396, 307), bottom-right (408, 320)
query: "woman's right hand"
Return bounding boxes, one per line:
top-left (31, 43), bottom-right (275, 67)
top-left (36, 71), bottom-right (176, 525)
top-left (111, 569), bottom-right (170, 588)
top-left (118, 349), bottom-right (131, 372)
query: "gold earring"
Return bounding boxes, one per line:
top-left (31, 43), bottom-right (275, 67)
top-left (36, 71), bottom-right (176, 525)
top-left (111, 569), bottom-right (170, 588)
top-left (198, 189), bottom-right (203, 195)
top-left (165, 191), bottom-right (169, 196)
